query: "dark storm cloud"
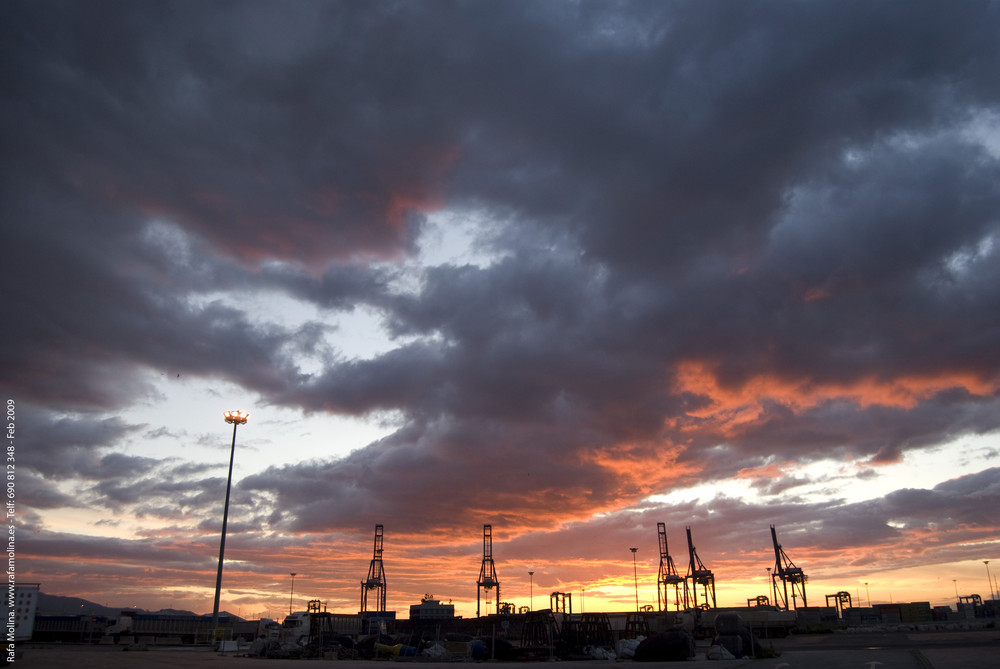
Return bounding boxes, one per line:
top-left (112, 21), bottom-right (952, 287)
top-left (239, 382), bottom-right (652, 537)
top-left (4, 0), bottom-right (1000, 597)
top-left (23, 530), bottom-right (219, 572)
top-left (16, 470), bottom-right (77, 510)
top-left (690, 389), bottom-right (1000, 472)
top-left (883, 467), bottom-right (1000, 527)
top-left (2, 1), bottom-right (428, 264)
top-left (91, 468), bottom-right (222, 509)
top-left (2, 0), bottom-right (436, 412)
top-left (448, 1), bottom-right (1000, 276)
top-left (13, 410), bottom-right (145, 480)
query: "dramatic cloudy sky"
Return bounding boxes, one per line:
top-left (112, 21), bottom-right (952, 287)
top-left (4, 0), bottom-right (1000, 618)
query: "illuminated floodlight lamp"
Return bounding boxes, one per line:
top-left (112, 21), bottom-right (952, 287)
top-left (223, 410), bottom-right (249, 424)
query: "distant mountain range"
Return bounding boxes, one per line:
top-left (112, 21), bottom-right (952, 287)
top-left (35, 592), bottom-right (237, 619)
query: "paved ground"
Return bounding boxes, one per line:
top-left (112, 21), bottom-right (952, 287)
top-left (759, 629), bottom-right (999, 668)
top-left (13, 629), bottom-right (999, 668)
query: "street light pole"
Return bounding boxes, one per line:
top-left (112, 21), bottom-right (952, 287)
top-left (213, 410), bottom-right (248, 629)
top-left (865, 582), bottom-right (870, 607)
top-left (630, 547), bottom-right (639, 612)
top-left (528, 571), bottom-right (534, 611)
top-left (289, 572), bottom-right (297, 615)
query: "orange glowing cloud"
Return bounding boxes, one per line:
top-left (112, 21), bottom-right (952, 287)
top-left (583, 441), bottom-right (701, 497)
top-left (735, 461), bottom-right (797, 481)
top-left (673, 359), bottom-right (998, 428)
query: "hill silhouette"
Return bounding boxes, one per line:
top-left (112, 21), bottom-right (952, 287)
top-left (35, 592), bottom-right (219, 618)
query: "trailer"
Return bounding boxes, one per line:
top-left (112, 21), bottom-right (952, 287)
top-left (104, 612), bottom-right (241, 644)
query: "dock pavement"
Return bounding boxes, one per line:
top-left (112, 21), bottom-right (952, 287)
top-left (13, 628), bottom-right (998, 668)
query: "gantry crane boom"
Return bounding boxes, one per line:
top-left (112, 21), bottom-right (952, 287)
top-left (684, 526), bottom-right (716, 610)
top-left (657, 522), bottom-right (684, 611)
top-left (476, 524), bottom-right (500, 617)
top-left (770, 524), bottom-right (807, 610)
top-left (360, 524), bottom-right (386, 613)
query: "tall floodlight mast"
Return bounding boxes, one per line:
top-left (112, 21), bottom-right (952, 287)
top-left (476, 524), bottom-right (500, 617)
top-left (361, 524), bottom-right (387, 613)
top-left (770, 524), bottom-right (807, 610)
top-left (656, 523), bottom-right (684, 611)
top-left (213, 410), bottom-right (248, 630)
top-left (684, 526), bottom-right (716, 610)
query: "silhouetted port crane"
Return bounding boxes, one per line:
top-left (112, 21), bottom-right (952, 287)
top-left (477, 524), bottom-right (500, 617)
top-left (656, 522), bottom-right (684, 611)
top-left (360, 524), bottom-right (386, 613)
top-left (684, 526), bottom-right (716, 609)
top-left (550, 591), bottom-right (572, 614)
top-left (770, 524), bottom-right (807, 610)
top-left (825, 591), bottom-right (851, 618)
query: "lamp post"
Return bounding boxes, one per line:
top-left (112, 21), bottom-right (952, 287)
top-left (213, 410), bottom-right (248, 628)
top-left (865, 582), bottom-right (870, 607)
top-left (630, 547), bottom-right (639, 612)
top-left (289, 572), bottom-right (297, 615)
top-left (528, 571), bottom-right (534, 611)
top-left (953, 579), bottom-right (959, 600)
